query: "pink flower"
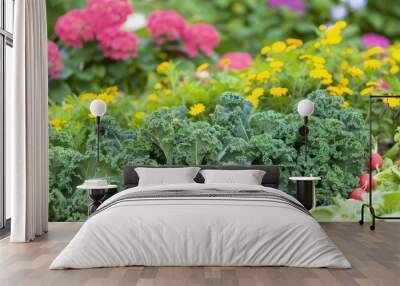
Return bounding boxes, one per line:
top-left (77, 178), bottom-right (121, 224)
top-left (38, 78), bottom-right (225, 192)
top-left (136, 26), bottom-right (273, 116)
top-left (147, 10), bottom-right (187, 45)
top-left (380, 80), bottom-right (391, 90)
top-left (55, 9), bottom-right (94, 48)
top-left (183, 24), bottom-right (220, 58)
top-left (268, 0), bottom-right (307, 13)
top-left (97, 28), bottom-right (139, 60)
top-left (86, 0), bottom-right (133, 33)
top-left (217, 52), bottom-right (253, 71)
top-left (48, 40), bottom-right (64, 79)
top-left (361, 33), bottom-right (390, 48)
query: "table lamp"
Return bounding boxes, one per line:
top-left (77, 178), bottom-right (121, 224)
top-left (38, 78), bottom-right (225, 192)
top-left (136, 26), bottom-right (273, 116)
top-left (90, 99), bottom-right (107, 162)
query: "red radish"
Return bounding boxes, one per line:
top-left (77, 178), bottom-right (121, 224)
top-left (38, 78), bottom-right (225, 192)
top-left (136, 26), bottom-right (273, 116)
top-left (350, 188), bottom-right (366, 201)
top-left (367, 152), bottom-right (383, 171)
top-left (359, 173), bottom-right (376, 192)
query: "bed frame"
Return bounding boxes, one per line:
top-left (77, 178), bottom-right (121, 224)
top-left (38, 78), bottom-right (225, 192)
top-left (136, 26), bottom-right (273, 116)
top-left (123, 165), bottom-right (280, 189)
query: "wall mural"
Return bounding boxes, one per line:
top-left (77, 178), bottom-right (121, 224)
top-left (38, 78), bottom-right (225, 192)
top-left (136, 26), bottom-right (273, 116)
top-left (46, 0), bottom-right (400, 222)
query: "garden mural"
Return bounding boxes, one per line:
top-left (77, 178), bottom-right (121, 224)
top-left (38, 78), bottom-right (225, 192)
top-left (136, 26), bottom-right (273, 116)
top-left (46, 0), bottom-right (400, 222)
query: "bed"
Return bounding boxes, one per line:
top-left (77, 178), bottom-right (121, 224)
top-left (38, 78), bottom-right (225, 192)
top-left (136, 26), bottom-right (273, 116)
top-left (50, 165), bottom-right (350, 269)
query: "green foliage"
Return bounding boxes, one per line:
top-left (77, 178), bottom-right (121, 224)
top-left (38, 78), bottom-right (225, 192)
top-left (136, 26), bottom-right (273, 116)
top-left (48, 91), bottom-right (369, 220)
top-left (213, 92), bottom-right (252, 141)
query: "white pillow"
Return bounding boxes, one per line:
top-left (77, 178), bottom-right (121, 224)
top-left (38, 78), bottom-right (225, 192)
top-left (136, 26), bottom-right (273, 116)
top-left (135, 167), bottom-right (200, 186)
top-left (200, 169), bottom-right (266, 185)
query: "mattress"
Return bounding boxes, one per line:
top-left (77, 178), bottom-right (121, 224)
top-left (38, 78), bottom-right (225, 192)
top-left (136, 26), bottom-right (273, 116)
top-left (50, 183), bottom-right (351, 269)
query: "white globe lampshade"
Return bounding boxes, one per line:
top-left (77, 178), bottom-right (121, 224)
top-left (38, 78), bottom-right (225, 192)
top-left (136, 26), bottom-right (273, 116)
top-left (297, 99), bottom-right (315, 117)
top-left (90, 99), bottom-right (107, 117)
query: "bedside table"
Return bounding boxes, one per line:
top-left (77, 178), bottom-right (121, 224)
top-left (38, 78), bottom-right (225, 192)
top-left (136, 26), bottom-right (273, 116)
top-left (289, 177), bottom-right (321, 210)
top-left (77, 184), bottom-right (118, 215)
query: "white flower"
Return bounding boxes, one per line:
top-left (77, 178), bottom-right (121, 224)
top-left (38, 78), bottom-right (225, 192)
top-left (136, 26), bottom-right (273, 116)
top-left (331, 5), bottom-right (348, 20)
top-left (122, 13), bottom-right (147, 32)
top-left (341, 0), bottom-right (367, 11)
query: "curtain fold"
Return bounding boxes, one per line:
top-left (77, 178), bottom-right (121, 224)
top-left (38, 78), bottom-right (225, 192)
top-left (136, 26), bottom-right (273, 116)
top-left (8, 0), bottom-right (49, 242)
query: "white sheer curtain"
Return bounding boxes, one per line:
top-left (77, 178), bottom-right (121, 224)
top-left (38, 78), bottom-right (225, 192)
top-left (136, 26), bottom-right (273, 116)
top-left (7, 0), bottom-right (49, 242)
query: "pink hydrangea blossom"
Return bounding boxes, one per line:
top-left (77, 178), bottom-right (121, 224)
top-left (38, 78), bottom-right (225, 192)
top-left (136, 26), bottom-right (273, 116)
top-left (268, 0), bottom-right (307, 13)
top-left (361, 33), bottom-right (390, 48)
top-left (217, 52), bottom-right (253, 71)
top-left (48, 40), bottom-right (64, 79)
top-left (86, 0), bottom-right (133, 33)
top-left (147, 10), bottom-right (187, 45)
top-left (54, 9), bottom-right (94, 48)
top-left (97, 28), bottom-right (139, 60)
top-left (183, 23), bottom-right (220, 58)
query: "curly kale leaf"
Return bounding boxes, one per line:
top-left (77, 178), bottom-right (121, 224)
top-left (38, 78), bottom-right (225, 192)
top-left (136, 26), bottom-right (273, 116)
top-left (250, 134), bottom-right (298, 194)
top-left (213, 92), bottom-right (252, 141)
top-left (48, 146), bottom-right (88, 221)
top-left (174, 121), bottom-right (223, 165)
top-left (216, 137), bottom-right (256, 165)
top-left (249, 111), bottom-right (299, 145)
top-left (140, 107), bottom-right (187, 164)
top-left (297, 116), bottom-right (368, 205)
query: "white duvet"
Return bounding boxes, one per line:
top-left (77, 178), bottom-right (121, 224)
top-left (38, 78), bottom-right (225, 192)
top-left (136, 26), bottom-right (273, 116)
top-left (50, 183), bottom-right (351, 269)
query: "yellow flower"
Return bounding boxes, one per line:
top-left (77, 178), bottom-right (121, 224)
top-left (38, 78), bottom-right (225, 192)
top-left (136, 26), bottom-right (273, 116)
top-left (366, 81), bottom-right (380, 87)
top-left (341, 87), bottom-right (354, 95)
top-left (79, 92), bottom-right (97, 101)
top-left (251, 88), bottom-right (264, 98)
top-left (363, 59), bottom-right (381, 70)
top-left (188, 103), bottom-right (206, 116)
top-left (270, 87), bottom-right (288, 97)
top-left (196, 63), bottom-right (209, 72)
top-left (256, 71), bottom-right (271, 83)
top-left (362, 47), bottom-right (385, 58)
top-left (311, 56), bottom-right (326, 67)
top-left (163, 88), bottom-right (172, 95)
top-left (389, 46), bottom-right (400, 62)
top-left (244, 86), bottom-right (251, 93)
top-left (134, 111), bottom-right (146, 120)
top-left (105, 86), bottom-right (120, 97)
top-left (50, 119), bottom-right (65, 131)
top-left (320, 21), bottom-right (347, 45)
top-left (154, 82), bottom-right (163, 90)
top-left (98, 92), bottom-right (114, 103)
top-left (327, 86), bottom-right (343, 96)
top-left (360, 87), bottom-right (373, 96)
top-left (148, 93), bottom-right (159, 101)
top-left (346, 66), bottom-right (364, 78)
top-left (321, 77), bottom-right (333, 85)
top-left (342, 101), bottom-right (350, 108)
top-left (246, 95), bottom-right (260, 108)
top-left (339, 74), bottom-right (349, 86)
top-left (63, 103), bottom-right (73, 110)
top-left (219, 58), bottom-right (231, 66)
top-left (271, 41), bottom-right (287, 53)
top-left (269, 60), bottom-right (284, 72)
top-left (286, 38), bottom-right (303, 48)
top-left (390, 65), bottom-right (399, 74)
top-left (246, 71), bottom-right (256, 82)
top-left (385, 97), bottom-right (400, 108)
top-left (309, 68), bottom-right (331, 79)
top-left (156, 61), bottom-right (171, 73)
top-left (260, 46), bottom-right (271, 55)
top-left (319, 25), bottom-right (327, 31)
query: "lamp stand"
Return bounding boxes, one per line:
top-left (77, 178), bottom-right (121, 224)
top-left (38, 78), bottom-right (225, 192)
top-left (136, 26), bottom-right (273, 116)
top-left (299, 116), bottom-right (309, 176)
top-left (95, 116), bottom-right (105, 162)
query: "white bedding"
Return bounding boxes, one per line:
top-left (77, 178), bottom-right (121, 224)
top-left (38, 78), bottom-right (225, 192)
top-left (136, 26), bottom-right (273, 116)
top-left (50, 183), bottom-right (351, 269)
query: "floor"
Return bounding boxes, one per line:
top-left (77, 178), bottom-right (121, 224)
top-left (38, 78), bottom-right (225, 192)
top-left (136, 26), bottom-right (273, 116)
top-left (0, 223), bottom-right (399, 286)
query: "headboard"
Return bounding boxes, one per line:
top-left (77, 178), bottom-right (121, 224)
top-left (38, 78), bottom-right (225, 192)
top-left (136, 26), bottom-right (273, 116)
top-left (123, 165), bottom-right (280, 189)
